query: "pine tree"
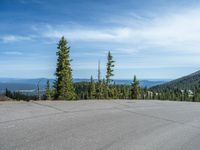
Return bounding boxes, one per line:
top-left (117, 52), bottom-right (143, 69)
top-left (131, 75), bottom-right (140, 99)
top-left (54, 36), bottom-right (76, 100)
top-left (194, 83), bottom-right (200, 102)
top-left (102, 79), bottom-right (109, 99)
top-left (45, 80), bottom-right (52, 100)
top-left (96, 81), bottom-right (103, 99)
top-left (89, 76), bottom-right (96, 99)
top-left (106, 51), bottom-right (115, 85)
top-left (183, 90), bottom-right (188, 101)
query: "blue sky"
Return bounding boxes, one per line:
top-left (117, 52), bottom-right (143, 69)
top-left (1, 0), bottom-right (200, 79)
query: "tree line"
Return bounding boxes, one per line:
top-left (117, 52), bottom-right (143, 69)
top-left (45, 36), bottom-right (141, 100)
top-left (4, 36), bottom-right (141, 101)
top-left (4, 36), bottom-right (200, 101)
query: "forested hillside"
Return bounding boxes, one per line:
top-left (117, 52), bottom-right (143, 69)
top-left (151, 70), bottom-right (200, 91)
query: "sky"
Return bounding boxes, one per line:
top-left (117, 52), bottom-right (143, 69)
top-left (1, 0), bottom-right (200, 79)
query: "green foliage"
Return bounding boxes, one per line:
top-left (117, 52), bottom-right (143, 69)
top-left (74, 82), bottom-right (90, 99)
top-left (96, 80), bottom-right (103, 99)
top-left (54, 36), bottom-right (76, 100)
top-left (131, 75), bottom-right (140, 99)
top-left (102, 79), bottom-right (109, 99)
top-left (106, 51), bottom-right (115, 85)
top-left (45, 80), bottom-right (52, 100)
top-left (5, 89), bottom-right (37, 101)
top-left (6, 36), bottom-right (200, 102)
top-left (105, 51), bottom-right (115, 99)
top-left (74, 82), bottom-right (136, 100)
top-left (150, 71), bottom-right (200, 101)
top-left (89, 76), bottom-right (96, 99)
top-left (194, 90), bottom-right (200, 102)
top-left (151, 70), bottom-right (200, 91)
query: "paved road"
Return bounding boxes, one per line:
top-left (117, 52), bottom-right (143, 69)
top-left (0, 100), bottom-right (200, 150)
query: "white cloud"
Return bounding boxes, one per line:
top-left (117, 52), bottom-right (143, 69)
top-left (4, 5), bottom-right (199, 72)
top-left (2, 51), bottom-right (23, 56)
top-left (42, 25), bottom-right (131, 42)
top-left (19, 0), bottom-right (44, 5)
top-left (41, 6), bottom-right (200, 55)
top-left (0, 35), bottom-right (32, 43)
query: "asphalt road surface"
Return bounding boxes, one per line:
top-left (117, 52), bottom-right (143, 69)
top-left (1, 100), bottom-right (200, 150)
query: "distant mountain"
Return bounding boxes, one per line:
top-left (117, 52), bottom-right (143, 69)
top-left (0, 83), bottom-right (36, 91)
top-left (151, 70), bottom-right (200, 91)
top-left (113, 79), bottom-right (169, 88)
top-left (0, 78), bottom-right (52, 93)
top-left (0, 78), bottom-right (169, 93)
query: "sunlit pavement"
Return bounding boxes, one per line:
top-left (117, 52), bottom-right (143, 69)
top-left (1, 100), bottom-right (200, 150)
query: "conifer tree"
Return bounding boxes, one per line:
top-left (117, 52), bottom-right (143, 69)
top-left (183, 90), bottom-right (188, 101)
top-left (194, 83), bottom-right (200, 102)
top-left (102, 79), bottom-right (109, 99)
top-left (89, 76), bottom-right (96, 99)
top-left (45, 80), bottom-right (52, 100)
top-left (54, 36), bottom-right (76, 100)
top-left (131, 75), bottom-right (140, 99)
top-left (106, 51), bottom-right (115, 85)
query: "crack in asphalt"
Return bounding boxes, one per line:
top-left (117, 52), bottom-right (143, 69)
top-left (0, 102), bottom-right (117, 125)
top-left (1, 101), bottom-right (200, 150)
top-left (1, 101), bottom-right (200, 131)
top-left (112, 101), bottom-right (200, 130)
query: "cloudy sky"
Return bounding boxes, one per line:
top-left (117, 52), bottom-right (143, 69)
top-left (1, 0), bottom-right (200, 79)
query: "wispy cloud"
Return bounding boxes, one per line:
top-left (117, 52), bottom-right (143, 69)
top-left (42, 25), bottom-right (130, 42)
top-left (39, 6), bottom-right (200, 55)
top-left (2, 51), bottom-right (23, 56)
top-left (0, 35), bottom-right (33, 43)
top-left (1, 0), bottom-right (200, 78)
top-left (18, 0), bottom-right (44, 5)
top-left (5, 6), bottom-right (200, 54)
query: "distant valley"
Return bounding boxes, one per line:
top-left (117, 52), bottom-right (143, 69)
top-left (0, 78), bottom-right (170, 93)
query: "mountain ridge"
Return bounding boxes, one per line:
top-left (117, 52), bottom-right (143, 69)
top-left (151, 70), bottom-right (200, 91)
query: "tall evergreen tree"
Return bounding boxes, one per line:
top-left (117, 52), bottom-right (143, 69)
top-left (106, 51), bottom-right (115, 85)
top-left (89, 76), bottom-right (96, 99)
top-left (131, 75), bottom-right (140, 99)
top-left (54, 36), bottom-right (76, 100)
top-left (45, 80), bottom-right (52, 100)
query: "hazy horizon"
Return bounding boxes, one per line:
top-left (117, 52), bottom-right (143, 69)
top-left (0, 77), bottom-right (172, 80)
